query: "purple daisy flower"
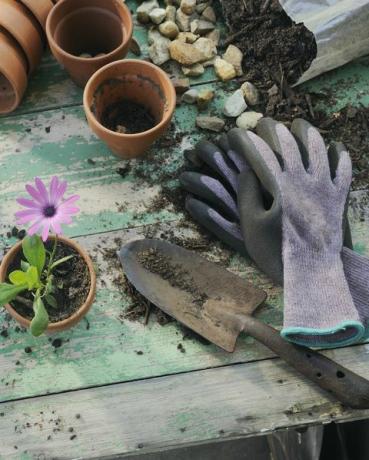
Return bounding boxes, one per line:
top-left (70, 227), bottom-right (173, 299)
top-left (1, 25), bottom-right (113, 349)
top-left (15, 177), bottom-right (80, 241)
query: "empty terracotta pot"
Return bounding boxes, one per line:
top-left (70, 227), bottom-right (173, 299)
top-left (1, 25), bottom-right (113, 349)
top-left (0, 30), bottom-right (28, 115)
top-left (19, 0), bottom-right (53, 32)
top-left (46, 0), bottom-right (133, 87)
top-left (0, 0), bottom-right (43, 74)
top-left (0, 235), bottom-right (96, 333)
top-left (83, 60), bottom-right (176, 159)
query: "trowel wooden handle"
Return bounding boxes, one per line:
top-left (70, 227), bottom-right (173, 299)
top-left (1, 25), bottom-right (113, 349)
top-left (243, 316), bottom-right (369, 409)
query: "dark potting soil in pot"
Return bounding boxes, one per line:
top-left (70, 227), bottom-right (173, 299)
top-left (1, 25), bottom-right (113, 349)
top-left (101, 100), bottom-right (156, 134)
top-left (8, 241), bottom-right (91, 323)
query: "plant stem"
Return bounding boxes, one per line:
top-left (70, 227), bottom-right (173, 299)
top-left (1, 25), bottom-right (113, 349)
top-left (46, 235), bottom-right (58, 281)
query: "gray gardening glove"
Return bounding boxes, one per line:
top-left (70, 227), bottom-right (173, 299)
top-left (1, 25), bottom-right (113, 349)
top-left (180, 130), bottom-right (369, 343)
top-left (228, 119), bottom-right (364, 347)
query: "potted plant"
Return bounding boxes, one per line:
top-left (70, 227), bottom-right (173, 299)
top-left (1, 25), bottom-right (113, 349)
top-left (0, 176), bottom-right (96, 336)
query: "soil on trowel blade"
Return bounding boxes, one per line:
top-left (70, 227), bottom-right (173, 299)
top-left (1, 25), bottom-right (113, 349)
top-left (220, 0), bottom-right (317, 89)
top-left (138, 248), bottom-right (208, 307)
top-left (101, 100), bottom-right (156, 134)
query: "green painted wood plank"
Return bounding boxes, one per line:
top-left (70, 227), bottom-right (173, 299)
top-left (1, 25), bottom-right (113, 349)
top-left (0, 221), bottom-right (282, 402)
top-left (2, 343), bottom-right (369, 459)
top-left (0, 83), bottom-right (225, 245)
top-left (1, 187), bottom-right (369, 403)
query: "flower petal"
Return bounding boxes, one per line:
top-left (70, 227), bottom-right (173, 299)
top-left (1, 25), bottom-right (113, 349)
top-left (35, 177), bottom-right (49, 204)
top-left (58, 215), bottom-right (73, 225)
top-left (15, 209), bottom-right (41, 218)
top-left (15, 209), bottom-right (41, 225)
top-left (16, 198), bottom-right (41, 209)
top-left (60, 194), bottom-right (79, 207)
top-left (54, 180), bottom-right (67, 202)
top-left (28, 219), bottom-right (43, 236)
top-left (49, 176), bottom-right (60, 201)
top-left (26, 184), bottom-right (47, 205)
top-left (58, 205), bottom-right (80, 215)
top-left (50, 220), bottom-right (62, 235)
top-left (41, 222), bottom-right (51, 242)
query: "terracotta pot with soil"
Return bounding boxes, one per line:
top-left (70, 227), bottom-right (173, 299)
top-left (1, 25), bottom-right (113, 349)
top-left (0, 235), bottom-right (96, 333)
top-left (0, 30), bottom-right (28, 115)
top-left (0, 0), bottom-right (43, 75)
top-left (83, 60), bottom-right (176, 159)
top-left (46, 0), bottom-right (133, 87)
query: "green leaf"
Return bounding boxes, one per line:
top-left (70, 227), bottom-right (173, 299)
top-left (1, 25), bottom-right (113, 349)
top-left (0, 283), bottom-right (27, 307)
top-left (26, 266), bottom-right (40, 289)
top-left (10, 267), bottom-right (40, 290)
top-left (45, 294), bottom-right (57, 308)
top-left (22, 235), bottom-right (46, 277)
top-left (21, 260), bottom-right (30, 272)
top-left (50, 255), bottom-right (74, 271)
top-left (30, 297), bottom-right (49, 337)
top-left (9, 270), bottom-right (28, 286)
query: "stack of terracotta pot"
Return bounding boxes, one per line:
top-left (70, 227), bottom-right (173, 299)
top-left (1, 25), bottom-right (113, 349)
top-left (46, 0), bottom-right (176, 160)
top-left (0, 0), bottom-right (53, 114)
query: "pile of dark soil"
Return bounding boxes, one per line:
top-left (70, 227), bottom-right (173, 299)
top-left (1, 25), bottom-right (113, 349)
top-left (220, 0), bottom-right (369, 189)
top-left (8, 241), bottom-right (90, 323)
top-left (101, 100), bottom-right (156, 134)
top-left (220, 0), bottom-right (317, 89)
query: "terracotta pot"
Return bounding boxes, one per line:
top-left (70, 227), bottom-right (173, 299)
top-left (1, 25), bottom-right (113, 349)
top-left (83, 60), bottom-right (176, 159)
top-left (19, 0), bottom-right (54, 32)
top-left (46, 0), bottom-right (133, 87)
top-left (0, 235), bottom-right (96, 333)
top-left (0, 0), bottom-right (43, 74)
top-left (0, 31), bottom-right (28, 115)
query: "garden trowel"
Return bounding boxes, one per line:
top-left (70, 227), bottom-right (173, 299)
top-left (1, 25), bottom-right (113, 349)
top-left (119, 238), bottom-right (369, 409)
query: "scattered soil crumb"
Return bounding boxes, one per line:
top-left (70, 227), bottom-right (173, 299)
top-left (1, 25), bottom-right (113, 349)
top-left (52, 338), bottom-right (63, 348)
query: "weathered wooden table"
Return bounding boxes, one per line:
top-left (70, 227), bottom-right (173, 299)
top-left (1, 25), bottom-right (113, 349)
top-left (1, 2), bottom-right (369, 459)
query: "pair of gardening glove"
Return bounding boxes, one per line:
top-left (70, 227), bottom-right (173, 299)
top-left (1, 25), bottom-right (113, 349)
top-left (180, 118), bottom-right (369, 348)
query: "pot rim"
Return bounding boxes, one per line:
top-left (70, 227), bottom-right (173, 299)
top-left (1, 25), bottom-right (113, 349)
top-left (0, 0), bottom-right (43, 74)
top-left (0, 31), bottom-right (28, 114)
top-left (83, 59), bottom-right (177, 139)
top-left (0, 234), bottom-right (96, 332)
top-left (46, 0), bottom-right (133, 63)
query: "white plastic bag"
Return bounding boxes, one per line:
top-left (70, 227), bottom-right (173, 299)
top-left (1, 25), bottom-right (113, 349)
top-left (279, 0), bottom-right (369, 84)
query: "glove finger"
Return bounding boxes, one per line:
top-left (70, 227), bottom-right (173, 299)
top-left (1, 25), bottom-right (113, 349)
top-left (227, 127), bottom-right (281, 196)
top-left (184, 149), bottom-right (204, 168)
top-left (195, 139), bottom-right (239, 192)
top-left (334, 148), bottom-right (352, 193)
top-left (257, 118), bottom-right (305, 174)
top-left (218, 134), bottom-right (250, 173)
top-left (238, 169), bottom-right (283, 285)
top-left (327, 141), bottom-right (346, 180)
top-left (290, 118), bottom-right (330, 177)
top-left (185, 197), bottom-right (247, 256)
top-left (238, 169), bottom-right (277, 216)
top-left (179, 172), bottom-right (239, 221)
top-left (328, 143), bottom-right (353, 250)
